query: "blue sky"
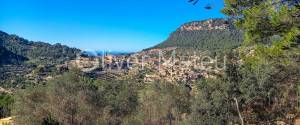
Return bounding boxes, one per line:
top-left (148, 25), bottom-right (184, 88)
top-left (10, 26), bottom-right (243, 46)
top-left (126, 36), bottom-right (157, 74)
top-left (0, 0), bottom-right (225, 52)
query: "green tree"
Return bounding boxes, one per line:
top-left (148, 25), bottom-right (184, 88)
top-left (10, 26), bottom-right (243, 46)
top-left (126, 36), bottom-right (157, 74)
top-left (0, 93), bottom-right (14, 118)
top-left (13, 85), bottom-right (51, 125)
top-left (124, 81), bottom-right (191, 125)
top-left (190, 78), bottom-right (231, 125)
top-left (221, 0), bottom-right (300, 123)
top-left (93, 78), bottom-right (139, 125)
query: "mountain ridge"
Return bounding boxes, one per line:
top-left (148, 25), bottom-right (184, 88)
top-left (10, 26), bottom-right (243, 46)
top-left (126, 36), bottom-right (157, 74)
top-left (0, 30), bottom-right (80, 65)
top-left (148, 18), bottom-right (243, 51)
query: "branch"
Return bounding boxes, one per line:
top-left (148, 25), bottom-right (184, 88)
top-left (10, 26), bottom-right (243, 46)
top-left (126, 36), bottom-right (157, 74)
top-left (234, 97), bottom-right (244, 125)
top-left (188, 0), bottom-right (199, 5)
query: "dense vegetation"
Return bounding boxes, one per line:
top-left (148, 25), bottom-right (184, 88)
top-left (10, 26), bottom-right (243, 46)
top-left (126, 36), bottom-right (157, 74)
top-left (0, 45), bottom-right (27, 65)
top-left (0, 31), bottom-right (80, 65)
top-left (12, 69), bottom-right (192, 125)
top-left (0, 93), bottom-right (13, 118)
top-left (151, 19), bottom-right (243, 51)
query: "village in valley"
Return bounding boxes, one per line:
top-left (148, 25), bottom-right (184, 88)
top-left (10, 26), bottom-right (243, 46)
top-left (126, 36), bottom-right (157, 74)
top-left (64, 47), bottom-right (227, 84)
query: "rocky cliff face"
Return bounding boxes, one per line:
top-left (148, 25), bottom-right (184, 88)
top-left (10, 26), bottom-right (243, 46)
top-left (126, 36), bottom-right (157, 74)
top-left (179, 19), bottom-right (230, 31)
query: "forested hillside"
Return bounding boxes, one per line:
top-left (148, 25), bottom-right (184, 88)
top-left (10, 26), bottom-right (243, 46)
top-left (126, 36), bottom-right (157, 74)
top-left (0, 45), bottom-right (27, 65)
top-left (152, 18), bottom-right (243, 51)
top-left (0, 31), bottom-right (80, 65)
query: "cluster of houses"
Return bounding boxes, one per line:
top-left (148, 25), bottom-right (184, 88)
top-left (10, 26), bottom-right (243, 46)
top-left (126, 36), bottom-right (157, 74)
top-left (142, 55), bottom-right (224, 83)
top-left (64, 48), bottom-right (226, 83)
top-left (132, 48), bottom-right (225, 83)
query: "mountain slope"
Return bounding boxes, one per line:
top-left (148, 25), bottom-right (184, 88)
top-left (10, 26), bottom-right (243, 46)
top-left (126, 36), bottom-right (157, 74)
top-left (0, 31), bottom-right (80, 65)
top-left (151, 18), bottom-right (243, 51)
top-left (0, 45), bottom-right (27, 65)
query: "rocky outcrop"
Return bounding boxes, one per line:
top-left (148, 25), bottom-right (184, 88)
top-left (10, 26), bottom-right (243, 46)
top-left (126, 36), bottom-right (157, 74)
top-left (180, 19), bottom-right (230, 31)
